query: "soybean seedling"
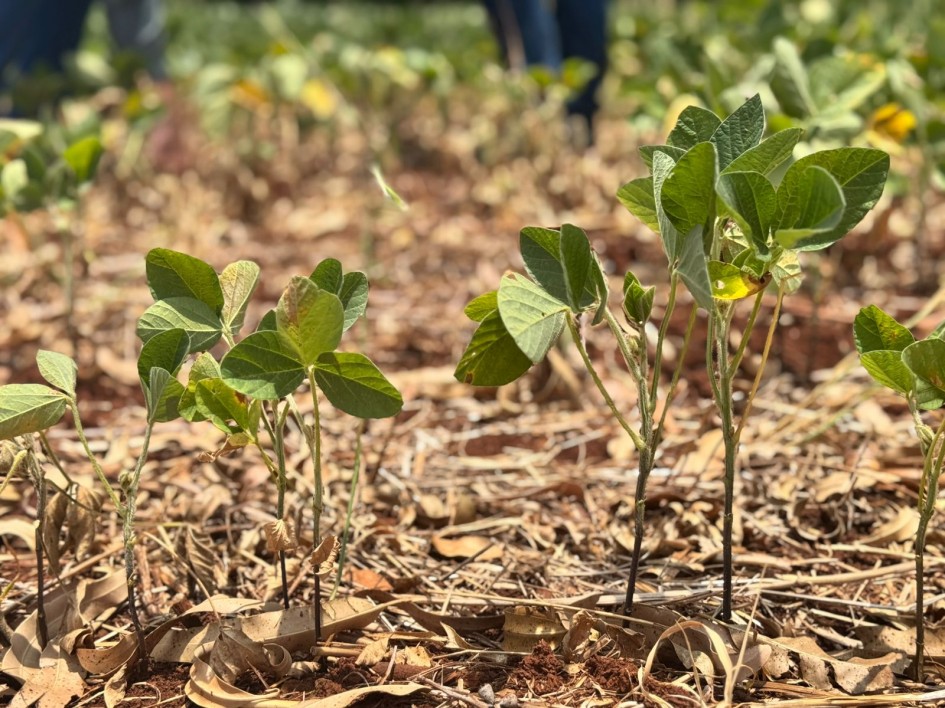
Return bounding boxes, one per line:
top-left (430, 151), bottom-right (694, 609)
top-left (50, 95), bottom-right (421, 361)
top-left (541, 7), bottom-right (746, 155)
top-left (138, 249), bottom-right (403, 641)
top-left (854, 305), bottom-right (945, 680)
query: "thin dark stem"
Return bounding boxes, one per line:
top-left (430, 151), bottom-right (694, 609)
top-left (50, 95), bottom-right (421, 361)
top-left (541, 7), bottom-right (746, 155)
top-left (28, 451), bottom-right (49, 648)
top-left (267, 402), bottom-right (291, 610)
top-left (307, 370), bottom-right (324, 643)
top-left (914, 416), bottom-right (945, 680)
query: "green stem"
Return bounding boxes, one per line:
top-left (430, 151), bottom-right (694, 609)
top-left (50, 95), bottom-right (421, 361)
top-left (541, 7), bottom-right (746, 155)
top-left (728, 288), bottom-right (766, 379)
top-left (67, 400), bottom-right (121, 513)
top-left (648, 272), bottom-right (680, 410)
top-left (307, 370), bottom-right (324, 643)
top-left (914, 415), bottom-right (945, 680)
top-left (654, 304), bottom-right (698, 449)
top-left (734, 286), bottom-right (783, 446)
top-left (585, 312), bottom-right (644, 452)
top-left (26, 451), bottom-right (49, 648)
top-left (262, 402), bottom-right (291, 609)
top-left (122, 418), bottom-right (155, 664)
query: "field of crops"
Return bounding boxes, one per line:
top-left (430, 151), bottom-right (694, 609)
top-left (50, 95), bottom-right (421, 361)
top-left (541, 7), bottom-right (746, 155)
top-left (3, 1), bottom-right (945, 705)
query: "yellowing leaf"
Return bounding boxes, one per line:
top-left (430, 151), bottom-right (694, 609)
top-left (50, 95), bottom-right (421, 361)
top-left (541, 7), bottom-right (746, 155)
top-left (709, 261), bottom-right (770, 300)
top-left (870, 103), bottom-right (916, 143)
top-left (300, 79), bottom-right (339, 119)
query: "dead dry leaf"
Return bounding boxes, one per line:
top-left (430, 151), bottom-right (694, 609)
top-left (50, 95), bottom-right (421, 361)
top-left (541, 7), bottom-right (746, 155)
top-left (431, 534), bottom-right (502, 560)
top-left (764, 636), bottom-right (895, 694)
top-left (7, 638), bottom-right (86, 708)
top-left (264, 518), bottom-right (299, 553)
top-left (861, 506), bottom-right (919, 546)
top-left (502, 606), bottom-right (566, 653)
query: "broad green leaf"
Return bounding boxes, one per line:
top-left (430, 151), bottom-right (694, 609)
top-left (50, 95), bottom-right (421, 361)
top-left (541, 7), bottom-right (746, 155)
top-left (36, 350), bottom-right (77, 397)
top-left (195, 378), bottom-right (253, 434)
top-left (314, 352), bottom-right (403, 418)
top-left (710, 94), bottom-right (765, 170)
top-left (652, 151), bottom-right (681, 260)
top-left (660, 142), bottom-right (719, 238)
top-left (653, 151), bottom-right (713, 310)
top-left (638, 144), bottom-right (686, 169)
top-left (519, 227), bottom-right (596, 309)
top-left (146, 366), bottom-right (184, 423)
top-left (716, 171), bottom-right (778, 255)
top-left (220, 330), bottom-right (305, 400)
top-left (722, 128), bottom-right (804, 176)
top-left (559, 223), bottom-right (592, 313)
top-left (497, 273), bottom-right (568, 364)
top-left (903, 339), bottom-right (945, 397)
top-left (770, 37), bottom-right (815, 119)
top-left (136, 297), bottom-right (223, 353)
top-left (853, 306), bottom-right (913, 354)
top-left (667, 106), bottom-right (722, 150)
top-left (219, 260), bottom-right (260, 336)
top-left (338, 272), bottom-right (368, 332)
top-left (276, 276), bottom-right (344, 367)
top-left (145, 249), bottom-right (225, 313)
top-left (708, 261), bottom-right (770, 300)
top-left (775, 166), bottom-right (845, 248)
top-left (623, 272), bottom-right (654, 325)
top-left (310, 259), bottom-right (343, 294)
top-left (179, 352), bottom-right (221, 422)
top-left (464, 292), bottom-right (498, 322)
top-left (0, 384), bottom-right (67, 439)
top-left (257, 309), bottom-right (277, 331)
top-left (62, 135), bottom-right (103, 184)
top-left (137, 328), bottom-right (190, 386)
top-left (860, 350), bottom-right (915, 395)
top-left (616, 177), bottom-right (660, 234)
top-left (455, 310), bottom-right (532, 386)
top-left (775, 148), bottom-right (889, 251)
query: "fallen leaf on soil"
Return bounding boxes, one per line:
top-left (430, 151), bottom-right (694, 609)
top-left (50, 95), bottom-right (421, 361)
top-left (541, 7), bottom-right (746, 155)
top-left (346, 567), bottom-right (393, 591)
top-left (355, 637), bottom-right (390, 666)
top-left (855, 624), bottom-right (945, 674)
top-left (359, 589), bottom-right (505, 633)
top-left (186, 645), bottom-right (425, 708)
top-left (208, 626), bottom-right (292, 684)
top-left (502, 606), bottom-right (566, 653)
top-left (0, 518), bottom-right (36, 550)
top-left (431, 534), bottom-right (502, 560)
top-left (764, 635), bottom-right (896, 694)
top-left (561, 610), bottom-right (645, 662)
top-left (860, 506), bottom-right (919, 546)
top-left (7, 638), bottom-right (86, 708)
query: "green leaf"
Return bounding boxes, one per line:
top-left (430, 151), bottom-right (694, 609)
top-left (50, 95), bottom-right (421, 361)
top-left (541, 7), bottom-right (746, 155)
top-left (220, 330), bottom-right (305, 400)
top-left (257, 309), bottom-right (277, 331)
top-left (63, 135), bottom-right (103, 184)
top-left (616, 177), bottom-right (660, 234)
top-left (653, 151), bottom-right (713, 311)
top-left (559, 223), bottom-right (592, 313)
top-left (667, 106), bottom-right (722, 150)
top-left (276, 276), bottom-right (345, 367)
top-left (219, 260), bottom-right (260, 336)
top-left (774, 148), bottom-right (889, 251)
top-left (716, 171), bottom-right (778, 255)
top-left (519, 227), bottom-right (596, 309)
top-left (659, 142), bottom-right (719, 237)
top-left (770, 37), bottom-right (815, 119)
top-left (903, 339), bottom-right (945, 397)
top-left (770, 250), bottom-right (804, 293)
top-left (722, 128), bottom-right (804, 176)
top-left (0, 384), bottom-right (68, 439)
top-left (137, 328), bottom-right (190, 387)
top-left (853, 306), bottom-right (913, 354)
top-left (338, 272), bottom-right (369, 332)
top-left (710, 94), bottom-right (765, 170)
top-left (860, 350), bottom-right (915, 395)
top-left (623, 272), bottom-right (654, 325)
top-left (708, 261), bottom-right (770, 300)
top-left (146, 366), bottom-right (184, 423)
top-left (588, 251), bottom-right (609, 325)
top-left (36, 350), bottom-right (77, 397)
top-left (145, 248), bottom-right (225, 313)
top-left (497, 273), bottom-right (568, 364)
top-left (455, 310), bottom-right (533, 386)
top-left (464, 292), bottom-right (498, 322)
top-left (195, 378), bottom-right (253, 434)
top-left (179, 352), bottom-right (221, 423)
top-left (1, 159), bottom-right (28, 201)
top-left (136, 297), bottom-right (224, 353)
top-left (775, 166), bottom-right (846, 248)
top-left (310, 258), bottom-right (343, 294)
top-left (638, 144), bottom-right (686, 169)
top-left (314, 352), bottom-right (403, 418)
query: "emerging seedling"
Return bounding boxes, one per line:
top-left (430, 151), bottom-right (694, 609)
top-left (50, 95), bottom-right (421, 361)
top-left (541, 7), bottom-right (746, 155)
top-left (854, 305), bottom-right (945, 680)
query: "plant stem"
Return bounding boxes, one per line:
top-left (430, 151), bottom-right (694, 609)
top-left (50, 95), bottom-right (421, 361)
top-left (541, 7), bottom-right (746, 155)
top-left (578, 312), bottom-right (645, 452)
top-left (307, 370), bottom-right (324, 643)
top-left (68, 400), bottom-right (122, 511)
top-left (734, 286), bottom-right (783, 445)
top-left (913, 415), bottom-right (945, 681)
top-left (262, 402), bottom-right (291, 609)
top-left (26, 451), bottom-right (49, 648)
top-left (648, 272), bottom-right (680, 411)
top-left (654, 304), bottom-right (698, 447)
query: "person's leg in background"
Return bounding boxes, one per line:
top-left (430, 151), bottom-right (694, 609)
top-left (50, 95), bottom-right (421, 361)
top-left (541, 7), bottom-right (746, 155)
top-left (482, 0), bottom-right (561, 72)
top-left (0, 0), bottom-right (96, 78)
top-left (555, 0), bottom-right (608, 142)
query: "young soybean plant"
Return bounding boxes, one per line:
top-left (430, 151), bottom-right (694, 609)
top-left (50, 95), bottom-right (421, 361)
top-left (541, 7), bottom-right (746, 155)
top-left (455, 221), bottom-right (698, 618)
top-left (854, 306), bottom-right (945, 680)
top-left (0, 337), bottom-right (193, 664)
top-left (137, 249), bottom-right (402, 640)
top-left (619, 94), bottom-right (888, 620)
